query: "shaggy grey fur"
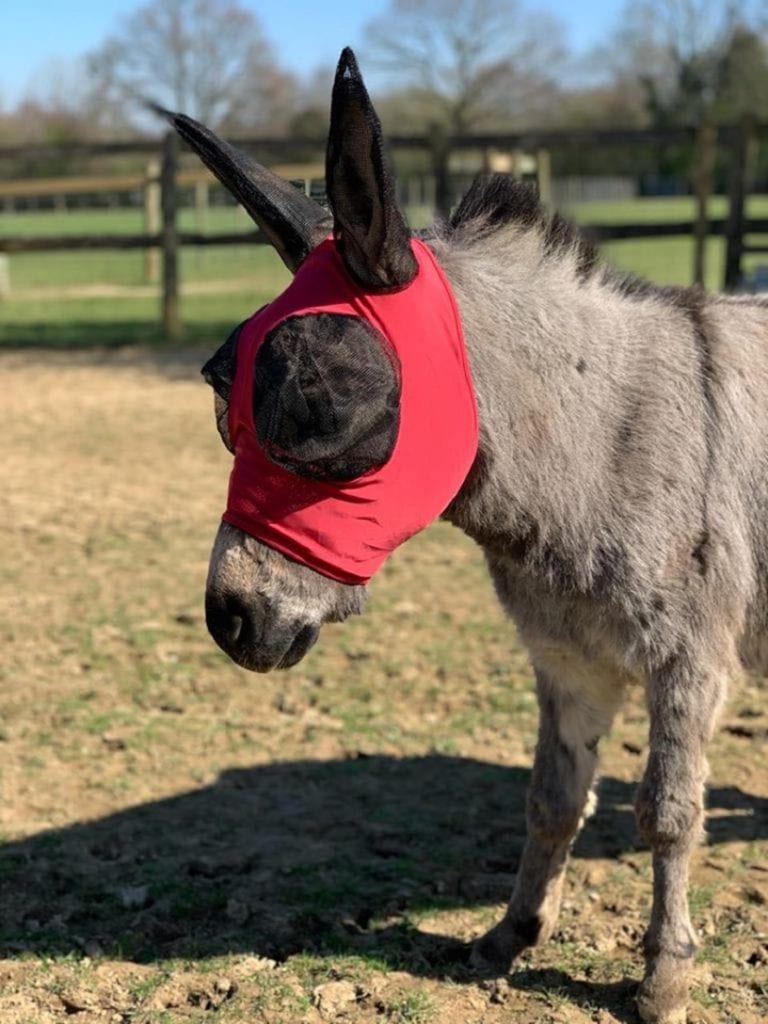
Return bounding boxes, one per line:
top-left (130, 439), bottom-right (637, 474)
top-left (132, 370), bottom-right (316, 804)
top-left (169, 49), bottom-right (765, 1024)
top-left (430, 190), bottom-right (757, 1023)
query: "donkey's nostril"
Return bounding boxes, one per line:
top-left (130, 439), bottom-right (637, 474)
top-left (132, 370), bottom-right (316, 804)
top-left (206, 590), bottom-right (252, 648)
top-left (224, 595), bottom-right (247, 643)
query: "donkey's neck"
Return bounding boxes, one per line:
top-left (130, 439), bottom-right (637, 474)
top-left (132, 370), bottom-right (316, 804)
top-left (430, 222), bottom-right (708, 569)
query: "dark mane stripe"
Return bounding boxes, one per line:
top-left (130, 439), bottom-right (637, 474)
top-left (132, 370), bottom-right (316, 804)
top-left (543, 209), bottom-right (599, 280)
top-left (451, 174), bottom-right (598, 281)
top-left (451, 173), bottom-right (540, 230)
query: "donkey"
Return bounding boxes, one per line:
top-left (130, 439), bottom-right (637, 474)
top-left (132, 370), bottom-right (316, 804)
top-left (161, 49), bottom-right (766, 1024)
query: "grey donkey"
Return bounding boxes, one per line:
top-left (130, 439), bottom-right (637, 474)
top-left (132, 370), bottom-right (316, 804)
top-left (162, 48), bottom-right (764, 1024)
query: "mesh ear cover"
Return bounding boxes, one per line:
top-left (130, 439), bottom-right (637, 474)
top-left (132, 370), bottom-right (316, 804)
top-left (326, 47), bottom-right (417, 291)
top-left (253, 312), bottom-right (401, 481)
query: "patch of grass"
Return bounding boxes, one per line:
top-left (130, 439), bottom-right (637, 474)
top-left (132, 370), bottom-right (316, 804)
top-left (56, 691), bottom-right (98, 714)
top-left (0, 238), bottom-right (288, 348)
top-left (689, 884), bottom-right (716, 916)
top-left (699, 933), bottom-right (732, 966)
top-left (572, 195), bottom-right (768, 290)
top-left (568, 195), bottom-right (718, 224)
top-left (0, 291), bottom-right (274, 348)
top-left (0, 205), bottom-right (256, 238)
top-left (4, 243), bottom-right (287, 290)
top-left (691, 985), bottom-right (720, 1009)
top-left (37, 951), bottom-right (87, 971)
top-left (290, 952), bottom-right (388, 986)
top-left (251, 973), bottom-right (312, 1017)
top-left (82, 710), bottom-right (132, 735)
top-left (384, 989), bottom-right (437, 1024)
top-left (128, 970), bottom-right (170, 1001)
top-left (538, 984), bottom-right (571, 1011)
top-left (600, 235), bottom-right (725, 289)
top-left (546, 941), bottom-right (605, 976)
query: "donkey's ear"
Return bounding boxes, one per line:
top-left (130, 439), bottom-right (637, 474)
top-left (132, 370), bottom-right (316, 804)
top-left (326, 48), bottom-right (417, 291)
top-left (155, 107), bottom-right (331, 272)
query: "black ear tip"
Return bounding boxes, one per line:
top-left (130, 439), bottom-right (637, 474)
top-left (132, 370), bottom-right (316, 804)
top-left (143, 101), bottom-right (203, 135)
top-left (145, 102), bottom-right (195, 140)
top-left (145, 99), bottom-right (175, 121)
top-left (154, 109), bottom-right (212, 151)
top-left (337, 47), bottom-right (361, 80)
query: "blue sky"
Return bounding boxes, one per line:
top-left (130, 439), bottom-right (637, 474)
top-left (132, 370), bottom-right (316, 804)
top-left (2, 0), bottom-right (625, 108)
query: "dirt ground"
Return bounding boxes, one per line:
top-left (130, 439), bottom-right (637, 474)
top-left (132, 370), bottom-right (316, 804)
top-left (0, 347), bottom-right (766, 1024)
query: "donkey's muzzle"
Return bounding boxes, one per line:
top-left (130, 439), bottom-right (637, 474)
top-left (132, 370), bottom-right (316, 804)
top-left (205, 589), bottom-right (319, 672)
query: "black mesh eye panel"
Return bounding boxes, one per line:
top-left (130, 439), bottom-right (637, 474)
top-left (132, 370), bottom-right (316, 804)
top-left (253, 312), bottom-right (401, 482)
top-left (201, 320), bottom-right (245, 402)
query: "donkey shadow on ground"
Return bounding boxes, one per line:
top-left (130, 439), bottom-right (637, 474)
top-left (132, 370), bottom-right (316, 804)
top-left (1, 754), bottom-right (765, 1021)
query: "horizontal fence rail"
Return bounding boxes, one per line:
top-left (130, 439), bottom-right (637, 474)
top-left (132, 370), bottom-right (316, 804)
top-left (588, 218), bottom-right (768, 241)
top-left (1, 119), bottom-right (764, 335)
top-left (0, 231), bottom-right (261, 253)
top-left (7, 218), bottom-right (768, 253)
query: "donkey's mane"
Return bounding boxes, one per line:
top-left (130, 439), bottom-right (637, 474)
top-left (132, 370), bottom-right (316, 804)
top-left (450, 174), bottom-right (599, 283)
top-left (447, 174), bottom-right (695, 308)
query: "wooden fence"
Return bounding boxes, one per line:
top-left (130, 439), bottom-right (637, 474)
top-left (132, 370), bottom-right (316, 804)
top-left (0, 121), bottom-right (765, 338)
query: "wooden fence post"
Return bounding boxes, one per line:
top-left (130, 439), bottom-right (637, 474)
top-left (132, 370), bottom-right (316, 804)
top-left (143, 158), bottom-right (161, 284)
top-left (429, 122), bottom-right (451, 219)
top-left (692, 119), bottom-right (715, 287)
top-left (724, 118), bottom-right (754, 291)
top-left (0, 254), bottom-right (9, 300)
top-left (536, 147), bottom-right (552, 205)
top-left (160, 130), bottom-right (181, 341)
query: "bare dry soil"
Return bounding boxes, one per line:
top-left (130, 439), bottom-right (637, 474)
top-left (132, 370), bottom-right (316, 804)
top-left (0, 348), bottom-right (766, 1024)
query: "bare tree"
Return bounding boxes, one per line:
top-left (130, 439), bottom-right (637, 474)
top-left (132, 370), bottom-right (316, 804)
top-left (88, 0), bottom-right (292, 130)
top-left (286, 65), bottom-right (337, 138)
top-left (594, 0), bottom-right (768, 125)
top-left (5, 56), bottom-right (132, 142)
top-left (364, 0), bottom-right (568, 132)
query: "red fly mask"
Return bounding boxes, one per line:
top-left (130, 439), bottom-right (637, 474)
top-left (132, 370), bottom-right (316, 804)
top-left (163, 48), bottom-right (478, 587)
top-left (202, 236), bottom-right (477, 584)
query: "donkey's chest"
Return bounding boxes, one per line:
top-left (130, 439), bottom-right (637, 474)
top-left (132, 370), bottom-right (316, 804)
top-left (487, 557), bottom-right (646, 690)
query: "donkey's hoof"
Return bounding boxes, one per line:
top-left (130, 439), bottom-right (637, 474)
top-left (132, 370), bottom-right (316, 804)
top-left (469, 919), bottom-right (532, 976)
top-left (637, 961), bottom-right (689, 1024)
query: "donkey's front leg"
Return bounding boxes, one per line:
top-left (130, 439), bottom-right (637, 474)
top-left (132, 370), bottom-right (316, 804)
top-left (635, 652), bottom-right (726, 1024)
top-left (472, 665), bottom-right (621, 973)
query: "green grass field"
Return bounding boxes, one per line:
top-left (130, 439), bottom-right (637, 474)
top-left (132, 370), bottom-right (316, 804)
top-left (0, 204), bottom-right (254, 238)
top-left (0, 206), bottom-right (290, 346)
top-left (2, 196), bottom-right (768, 348)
